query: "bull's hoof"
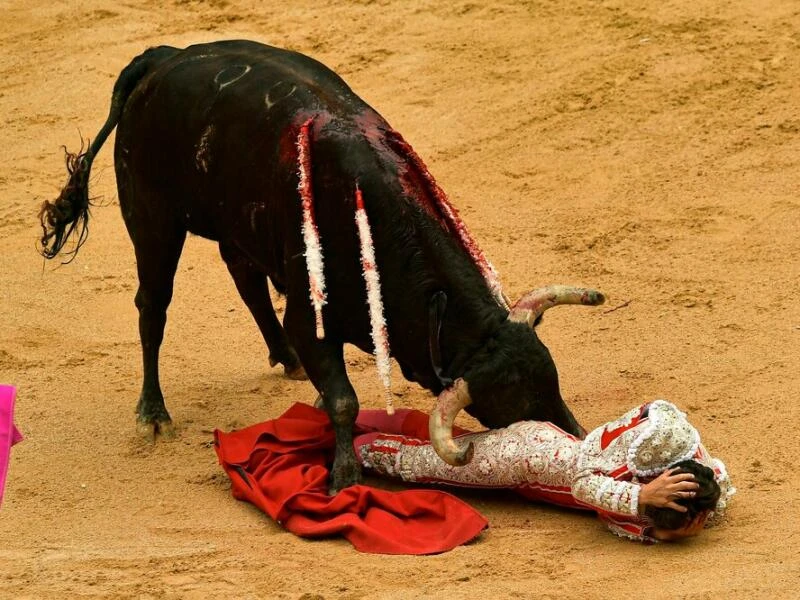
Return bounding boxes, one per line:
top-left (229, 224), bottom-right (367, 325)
top-left (269, 355), bottom-right (308, 380)
top-left (136, 415), bottom-right (176, 443)
top-left (284, 364), bottom-right (308, 381)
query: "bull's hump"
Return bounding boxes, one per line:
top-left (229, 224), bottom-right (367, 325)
top-left (153, 41), bottom-right (364, 116)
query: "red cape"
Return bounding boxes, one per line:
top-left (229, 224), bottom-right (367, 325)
top-left (214, 403), bottom-right (488, 555)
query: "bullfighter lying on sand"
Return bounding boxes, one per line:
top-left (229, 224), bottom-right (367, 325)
top-left (354, 393), bottom-right (734, 542)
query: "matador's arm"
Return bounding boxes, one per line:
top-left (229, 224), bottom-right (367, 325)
top-left (571, 470), bottom-right (641, 517)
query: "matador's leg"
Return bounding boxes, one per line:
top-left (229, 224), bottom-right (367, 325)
top-left (356, 422), bottom-right (555, 489)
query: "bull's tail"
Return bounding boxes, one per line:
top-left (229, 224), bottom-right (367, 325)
top-left (38, 46), bottom-right (178, 261)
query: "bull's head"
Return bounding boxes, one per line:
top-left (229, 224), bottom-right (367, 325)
top-left (429, 285), bottom-right (605, 466)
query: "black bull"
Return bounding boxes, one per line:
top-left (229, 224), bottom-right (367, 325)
top-left (39, 40), bottom-right (605, 493)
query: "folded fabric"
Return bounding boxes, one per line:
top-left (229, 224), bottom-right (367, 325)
top-left (1, 385), bottom-right (23, 508)
top-left (214, 402), bottom-right (488, 554)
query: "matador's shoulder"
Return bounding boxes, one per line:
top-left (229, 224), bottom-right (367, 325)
top-left (578, 401), bottom-right (701, 478)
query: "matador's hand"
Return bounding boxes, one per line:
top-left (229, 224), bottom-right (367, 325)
top-left (638, 468), bottom-right (700, 513)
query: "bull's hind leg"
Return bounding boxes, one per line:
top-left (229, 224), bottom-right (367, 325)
top-left (219, 245), bottom-right (306, 379)
top-left (128, 222), bottom-right (187, 442)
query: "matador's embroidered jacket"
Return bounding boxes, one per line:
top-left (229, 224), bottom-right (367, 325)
top-left (357, 400), bottom-right (734, 542)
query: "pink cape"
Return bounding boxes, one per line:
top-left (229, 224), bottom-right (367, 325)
top-left (214, 402), bottom-right (488, 555)
top-left (0, 385), bottom-right (23, 508)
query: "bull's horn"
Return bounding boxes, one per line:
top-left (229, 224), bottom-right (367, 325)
top-left (509, 285), bottom-right (606, 328)
top-left (429, 378), bottom-right (475, 467)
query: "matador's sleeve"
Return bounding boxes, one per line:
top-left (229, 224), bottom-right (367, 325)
top-left (571, 471), bottom-right (656, 542)
top-left (571, 470), bottom-right (641, 517)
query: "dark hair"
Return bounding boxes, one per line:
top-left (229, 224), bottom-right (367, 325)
top-left (645, 460), bottom-right (720, 530)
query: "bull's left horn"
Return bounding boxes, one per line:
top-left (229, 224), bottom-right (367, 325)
top-left (509, 285), bottom-right (606, 328)
top-left (429, 378), bottom-right (475, 467)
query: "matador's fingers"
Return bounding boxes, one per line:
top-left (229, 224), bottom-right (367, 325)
top-left (669, 479), bottom-right (700, 492)
top-left (673, 490), bottom-right (697, 499)
top-left (665, 501), bottom-right (689, 512)
top-left (663, 471), bottom-right (697, 483)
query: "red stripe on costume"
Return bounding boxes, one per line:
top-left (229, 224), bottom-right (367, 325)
top-left (370, 444), bottom-right (399, 455)
top-left (609, 465), bottom-right (630, 479)
top-left (521, 482), bottom-right (572, 493)
top-left (394, 436), bottom-right (428, 447)
top-left (601, 515), bottom-right (645, 536)
top-left (415, 477), bottom-right (508, 489)
top-left (516, 484), bottom-right (589, 510)
top-left (600, 406), bottom-right (647, 450)
top-left (372, 434), bottom-right (428, 448)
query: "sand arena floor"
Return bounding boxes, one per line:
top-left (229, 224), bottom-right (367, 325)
top-left (1, 1), bottom-right (799, 598)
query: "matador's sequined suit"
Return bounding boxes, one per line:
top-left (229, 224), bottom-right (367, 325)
top-left (356, 400), bottom-right (734, 542)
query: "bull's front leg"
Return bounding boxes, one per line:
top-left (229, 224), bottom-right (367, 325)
top-left (317, 372), bottom-right (361, 495)
top-left (284, 305), bottom-right (361, 494)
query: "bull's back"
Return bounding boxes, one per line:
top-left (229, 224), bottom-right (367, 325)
top-left (115, 40), bottom-right (371, 243)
